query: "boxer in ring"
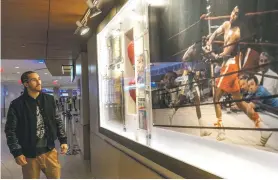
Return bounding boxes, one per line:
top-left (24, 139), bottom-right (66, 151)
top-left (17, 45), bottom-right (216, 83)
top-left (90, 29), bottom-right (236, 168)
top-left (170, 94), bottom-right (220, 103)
top-left (204, 6), bottom-right (272, 145)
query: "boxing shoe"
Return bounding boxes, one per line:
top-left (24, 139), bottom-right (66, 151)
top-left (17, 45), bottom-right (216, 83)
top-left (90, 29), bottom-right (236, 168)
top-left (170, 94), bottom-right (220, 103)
top-left (216, 131), bottom-right (226, 141)
top-left (256, 121), bottom-right (272, 146)
top-left (214, 119), bottom-right (226, 141)
top-left (258, 131), bottom-right (272, 147)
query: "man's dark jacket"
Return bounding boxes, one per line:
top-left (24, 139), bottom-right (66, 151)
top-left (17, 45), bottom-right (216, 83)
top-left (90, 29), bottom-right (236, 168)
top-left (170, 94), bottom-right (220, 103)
top-left (5, 91), bottom-right (67, 158)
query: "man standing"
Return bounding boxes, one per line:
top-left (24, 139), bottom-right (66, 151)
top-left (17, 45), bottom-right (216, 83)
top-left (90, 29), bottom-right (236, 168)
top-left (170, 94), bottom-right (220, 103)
top-left (205, 6), bottom-right (271, 145)
top-left (5, 71), bottom-right (68, 179)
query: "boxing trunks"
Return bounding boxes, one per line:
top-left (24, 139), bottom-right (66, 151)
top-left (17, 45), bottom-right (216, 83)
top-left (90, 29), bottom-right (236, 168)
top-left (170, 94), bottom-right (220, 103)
top-left (215, 58), bottom-right (240, 93)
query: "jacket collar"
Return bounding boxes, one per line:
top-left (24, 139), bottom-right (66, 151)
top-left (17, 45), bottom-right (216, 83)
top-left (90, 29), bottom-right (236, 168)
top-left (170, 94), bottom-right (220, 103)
top-left (23, 90), bottom-right (42, 101)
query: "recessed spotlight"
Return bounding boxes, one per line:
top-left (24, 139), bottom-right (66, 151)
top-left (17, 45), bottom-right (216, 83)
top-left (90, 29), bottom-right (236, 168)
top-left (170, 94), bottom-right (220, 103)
top-left (45, 73), bottom-right (48, 75)
top-left (75, 21), bottom-right (90, 36)
top-left (21, 44), bottom-right (26, 48)
top-left (17, 72), bottom-right (20, 74)
top-left (15, 66), bottom-right (19, 69)
top-left (80, 26), bottom-right (90, 36)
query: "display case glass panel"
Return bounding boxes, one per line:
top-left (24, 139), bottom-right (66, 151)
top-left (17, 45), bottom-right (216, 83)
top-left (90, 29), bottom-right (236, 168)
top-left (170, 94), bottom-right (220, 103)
top-left (97, 0), bottom-right (151, 143)
top-left (97, 0), bottom-right (278, 178)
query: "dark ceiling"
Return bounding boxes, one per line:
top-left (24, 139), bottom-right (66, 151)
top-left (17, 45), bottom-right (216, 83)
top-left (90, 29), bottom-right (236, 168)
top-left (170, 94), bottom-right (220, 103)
top-left (1, 0), bottom-right (116, 76)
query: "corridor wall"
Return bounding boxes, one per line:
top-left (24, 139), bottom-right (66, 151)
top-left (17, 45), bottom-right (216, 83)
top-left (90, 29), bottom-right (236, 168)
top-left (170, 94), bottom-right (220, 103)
top-left (75, 53), bottom-right (91, 160)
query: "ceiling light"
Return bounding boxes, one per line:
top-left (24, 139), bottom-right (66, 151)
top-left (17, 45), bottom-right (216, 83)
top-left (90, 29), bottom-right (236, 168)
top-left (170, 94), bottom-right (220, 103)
top-left (17, 72), bottom-right (20, 74)
top-left (15, 66), bottom-right (19, 69)
top-left (80, 26), bottom-right (90, 35)
top-left (45, 73), bottom-right (48, 75)
top-left (61, 65), bottom-right (73, 74)
top-left (75, 21), bottom-right (90, 36)
top-left (86, 0), bottom-right (102, 18)
top-left (53, 80), bottom-right (58, 85)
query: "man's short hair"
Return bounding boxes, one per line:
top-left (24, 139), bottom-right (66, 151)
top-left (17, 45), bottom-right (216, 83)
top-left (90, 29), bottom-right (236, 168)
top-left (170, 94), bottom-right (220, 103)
top-left (247, 75), bottom-right (259, 85)
top-left (231, 5), bottom-right (245, 26)
top-left (260, 51), bottom-right (274, 62)
top-left (239, 74), bottom-right (249, 80)
top-left (21, 71), bottom-right (36, 84)
top-left (165, 71), bottom-right (178, 79)
top-left (235, 5), bottom-right (244, 20)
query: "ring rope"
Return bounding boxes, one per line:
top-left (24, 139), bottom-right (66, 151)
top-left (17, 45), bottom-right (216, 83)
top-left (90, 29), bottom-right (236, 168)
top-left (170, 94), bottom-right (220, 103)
top-left (171, 32), bottom-right (255, 58)
top-left (167, 9), bottom-right (278, 42)
top-left (168, 14), bottom-right (209, 40)
top-left (204, 9), bottom-right (278, 21)
top-left (153, 124), bottom-right (278, 132)
top-left (153, 60), bottom-right (278, 93)
top-left (213, 41), bottom-right (278, 47)
top-left (153, 93), bottom-right (278, 112)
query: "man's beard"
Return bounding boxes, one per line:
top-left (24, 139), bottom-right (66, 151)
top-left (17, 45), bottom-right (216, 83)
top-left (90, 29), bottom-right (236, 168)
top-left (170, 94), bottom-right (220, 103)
top-left (30, 86), bottom-right (42, 92)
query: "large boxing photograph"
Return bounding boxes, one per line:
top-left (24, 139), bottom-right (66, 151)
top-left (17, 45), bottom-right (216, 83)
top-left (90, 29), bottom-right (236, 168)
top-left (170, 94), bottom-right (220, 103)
top-left (149, 0), bottom-right (278, 152)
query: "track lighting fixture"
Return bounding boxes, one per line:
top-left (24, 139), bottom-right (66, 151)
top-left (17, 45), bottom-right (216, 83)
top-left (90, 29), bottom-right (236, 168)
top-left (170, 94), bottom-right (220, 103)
top-left (75, 21), bottom-right (90, 36)
top-left (80, 26), bottom-right (90, 35)
top-left (86, 0), bottom-right (102, 18)
top-left (74, 0), bottom-right (101, 36)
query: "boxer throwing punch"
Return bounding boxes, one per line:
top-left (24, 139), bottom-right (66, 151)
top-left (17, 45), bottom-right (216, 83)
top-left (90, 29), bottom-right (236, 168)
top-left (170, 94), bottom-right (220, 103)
top-left (204, 6), bottom-right (272, 145)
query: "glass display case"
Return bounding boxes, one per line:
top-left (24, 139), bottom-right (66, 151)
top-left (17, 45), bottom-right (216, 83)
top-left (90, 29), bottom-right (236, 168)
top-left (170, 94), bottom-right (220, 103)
top-left (97, 0), bottom-right (278, 178)
top-left (97, 0), bottom-right (151, 142)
